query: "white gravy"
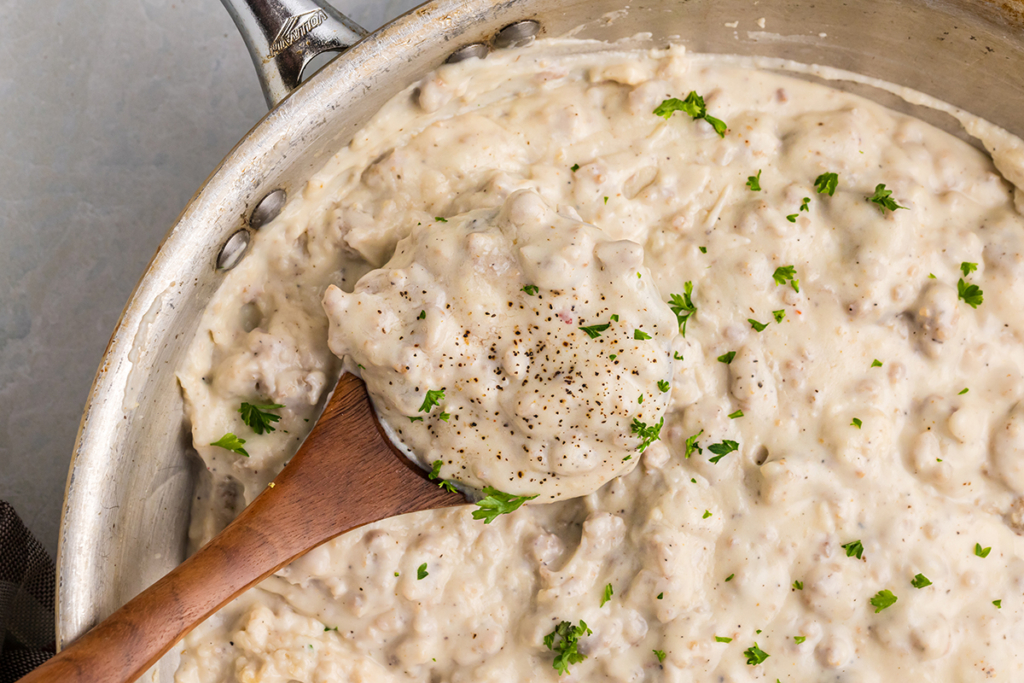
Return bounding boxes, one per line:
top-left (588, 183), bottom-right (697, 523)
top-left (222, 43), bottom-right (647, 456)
top-left (175, 43), bottom-right (1024, 682)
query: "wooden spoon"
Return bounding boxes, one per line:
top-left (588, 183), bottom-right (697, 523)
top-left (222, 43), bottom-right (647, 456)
top-left (21, 373), bottom-right (462, 683)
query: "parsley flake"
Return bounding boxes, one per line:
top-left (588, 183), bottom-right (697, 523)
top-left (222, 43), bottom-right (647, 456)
top-left (417, 563), bottom-right (428, 580)
top-left (238, 403), bottom-right (284, 435)
top-left (786, 213), bottom-right (798, 223)
top-left (959, 387), bottom-right (969, 395)
top-left (957, 278), bottom-right (984, 308)
top-left (793, 580), bottom-right (804, 590)
top-left (725, 573), bottom-right (735, 582)
top-left (434, 216), bottom-right (448, 222)
top-left (851, 417), bottom-right (862, 429)
top-left (674, 351), bottom-right (685, 360)
top-left (975, 543), bottom-right (992, 558)
top-left (610, 314), bottom-right (620, 322)
top-left (800, 197), bottom-right (811, 212)
top-left (668, 282), bottom-right (697, 336)
top-left (417, 310), bottom-right (426, 319)
top-left (579, 322), bottom-right (611, 338)
top-left (728, 409), bottom-right (744, 419)
top-left (408, 416), bottom-right (423, 423)
top-left (419, 389), bottom-right (446, 414)
top-left (658, 380), bottom-right (670, 392)
top-left (870, 589), bottom-right (898, 613)
top-left (634, 329), bottom-right (652, 340)
top-left (631, 416), bottom-right (665, 453)
top-left (702, 510), bottom-right (712, 519)
top-left (772, 265), bottom-right (800, 292)
top-left (439, 412), bottom-right (451, 422)
top-left (718, 351), bottom-right (736, 364)
top-left (746, 169), bottom-right (762, 191)
top-left (994, 599), bottom-right (1003, 609)
top-left (570, 163), bottom-right (580, 172)
top-left (522, 285), bottom-right (539, 296)
top-left (604, 196), bottom-right (609, 205)
top-left (749, 318), bottom-right (769, 332)
top-left (601, 583), bottom-right (613, 607)
top-left (708, 440), bottom-right (739, 463)
top-left (657, 592), bottom-right (664, 599)
top-left (814, 172), bottom-right (839, 196)
top-left (653, 92), bottom-right (727, 137)
top-left (961, 261), bottom-right (978, 277)
top-left (544, 620), bottom-right (592, 676)
top-left (872, 359), bottom-right (883, 367)
top-left (793, 636), bottom-right (806, 644)
top-left (868, 183), bottom-right (907, 213)
top-left (609, 354), bottom-right (617, 361)
top-left (638, 394), bottom-right (644, 404)
top-left (653, 649), bottom-right (667, 663)
top-left (472, 487), bottom-right (538, 524)
top-left (699, 246), bottom-right (708, 253)
top-left (744, 643), bottom-right (770, 666)
top-left (842, 540), bottom-right (865, 560)
top-left (211, 433), bottom-right (248, 457)
top-left (773, 309), bottom-right (786, 323)
top-left (684, 430), bottom-right (703, 458)
top-left (911, 573), bottom-right (932, 589)
top-left (427, 459), bottom-right (457, 493)
top-left (715, 635), bottom-right (733, 643)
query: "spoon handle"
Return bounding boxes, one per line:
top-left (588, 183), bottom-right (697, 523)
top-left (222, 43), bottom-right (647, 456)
top-left (21, 374), bottom-right (459, 683)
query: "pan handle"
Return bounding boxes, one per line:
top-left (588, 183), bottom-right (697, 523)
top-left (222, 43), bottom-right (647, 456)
top-left (220, 0), bottom-right (368, 108)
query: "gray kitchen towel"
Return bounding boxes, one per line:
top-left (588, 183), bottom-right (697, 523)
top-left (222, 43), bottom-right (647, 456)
top-left (0, 501), bottom-right (54, 682)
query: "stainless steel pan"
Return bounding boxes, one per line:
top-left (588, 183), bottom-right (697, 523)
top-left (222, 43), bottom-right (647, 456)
top-left (58, 0), bottom-right (1024, 679)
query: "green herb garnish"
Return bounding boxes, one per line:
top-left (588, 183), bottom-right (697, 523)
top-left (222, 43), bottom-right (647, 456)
top-left (708, 440), bottom-right (739, 463)
top-left (684, 430), bottom-right (703, 458)
top-left (601, 583), bottom-right (613, 607)
top-left (211, 433), bottom-right (248, 457)
top-left (417, 563), bottom-right (429, 580)
top-left (634, 329), bottom-right (652, 340)
top-left (749, 318), bottom-right (769, 332)
top-left (579, 322), bottom-right (611, 338)
top-left (744, 643), bottom-right (770, 665)
top-left (419, 388), bottom-right (446, 414)
top-left (658, 380), bottom-right (670, 392)
top-left (851, 417), bottom-right (862, 429)
top-left (957, 278), bottom-right (983, 308)
top-left (544, 620), bottom-right (592, 676)
top-left (772, 265), bottom-right (800, 292)
top-left (814, 172), bottom-right (839, 196)
top-left (668, 282), bottom-right (697, 336)
top-left (870, 589), bottom-right (898, 613)
top-left (631, 416), bottom-right (665, 453)
top-left (653, 92), bottom-right (727, 137)
top-left (472, 487), bottom-right (538, 524)
top-left (728, 409), bottom-right (744, 419)
top-left (238, 402), bottom-right (284, 435)
top-left (522, 285), bottom-right (539, 296)
top-left (868, 184), bottom-right (907, 213)
top-left (718, 351), bottom-right (736, 364)
top-left (911, 573), bottom-right (932, 589)
top-left (975, 543), bottom-right (992, 558)
top-left (842, 540), bottom-right (865, 560)
top-left (773, 309), bottom-right (786, 323)
top-left (746, 170), bottom-right (762, 191)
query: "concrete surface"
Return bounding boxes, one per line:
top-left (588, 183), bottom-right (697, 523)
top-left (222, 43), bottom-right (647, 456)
top-left (0, 0), bottom-right (421, 559)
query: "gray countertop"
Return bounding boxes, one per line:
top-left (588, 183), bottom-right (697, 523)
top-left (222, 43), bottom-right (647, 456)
top-left (0, 0), bottom-right (421, 559)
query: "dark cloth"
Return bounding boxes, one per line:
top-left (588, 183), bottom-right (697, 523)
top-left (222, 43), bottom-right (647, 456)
top-left (0, 501), bottom-right (54, 683)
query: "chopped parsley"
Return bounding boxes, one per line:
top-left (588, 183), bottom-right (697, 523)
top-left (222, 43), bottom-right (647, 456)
top-left (871, 359), bottom-right (883, 367)
top-left (653, 92), bottom-right (728, 137)
top-left (793, 580), bottom-right (804, 590)
top-left (851, 417), bottom-right (862, 429)
top-left (786, 213), bottom-right (798, 223)
top-left (579, 322), bottom-right (611, 338)
top-left (604, 196), bottom-right (609, 205)
top-left (638, 394), bottom-right (644, 404)
top-left (870, 589), bottom-right (898, 613)
top-left (408, 416), bottom-right (424, 423)
top-left (814, 172), bottom-right (839, 196)
top-left (522, 284), bottom-right (539, 296)
top-left (703, 510), bottom-right (712, 519)
top-left (658, 380), bottom-right (670, 392)
top-left (715, 635), bottom-right (733, 643)
top-left (957, 278), bottom-right (984, 308)
top-left (718, 351), bottom-right (736, 364)
top-left (772, 265), bottom-right (799, 292)
top-left (544, 620), bottom-right (592, 676)
top-left (417, 563), bottom-right (429, 580)
top-left (994, 599), bottom-right (1003, 609)
top-left (749, 318), bottom-right (769, 332)
top-left (653, 649), bottom-right (667, 663)
top-left (601, 583), bottom-right (613, 607)
top-left (793, 636), bottom-right (806, 644)
top-left (746, 169), bottom-right (762, 191)
top-left (841, 540), bottom-right (865, 560)
top-left (631, 416), bottom-right (665, 453)
top-left (570, 163), bottom-right (580, 172)
top-left (799, 197), bottom-right (811, 212)
top-left (609, 354), bottom-right (617, 361)
top-left (684, 429), bottom-right (704, 458)
top-left (773, 309), bottom-right (786, 323)
top-left (728, 409), bottom-right (744, 419)
top-left (744, 643), bottom-right (770, 666)
top-left (427, 459), bottom-right (457, 494)
top-left (417, 310), bottom-right (426, 320)
top-left (668, 282), bottom-right (697, 336)
top-left (699, 246), bottom-right (708, 253)
top-left (418, 389), bottom-right (446, 414)
top-left (434, 216), bottom-right (448, 222)
top-left (634, 329), bottom-right (652, 340)
top-left (959, 387), bottom-right (969, 395)
top-left (708, 440), bottom-right (739, 464)
top-left (238, 402), bottom-right (284, 435)
top-left (911, 573), bottom-right (932, 589)
top-left (725, 573), bottom-right (735, 582)
top-left (975, 543), bottom-right (992, 558)
top-left (610, 314), bottom-right (620, 322)
top-left (211, 433), bottom-right (248, 457)
top-left (472, 487), bottom-right (538, 524)
top-left (868, 183), bottom-right (907, 213)
top-left (961, 261), bottom-right (978, 276)
top-left (439, 412), bottom-right (451, 423)
top-left (657, 592), bottom-right (664, 599)
top-left (674, 351), bottom-right (685, 361)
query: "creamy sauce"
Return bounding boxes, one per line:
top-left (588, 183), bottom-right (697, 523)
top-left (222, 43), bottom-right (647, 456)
top-left (176, 44), bottom-right (1024, 681)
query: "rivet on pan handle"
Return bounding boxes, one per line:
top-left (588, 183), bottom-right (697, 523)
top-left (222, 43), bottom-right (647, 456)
top-left (220, 0), bottom-right (368, 109)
